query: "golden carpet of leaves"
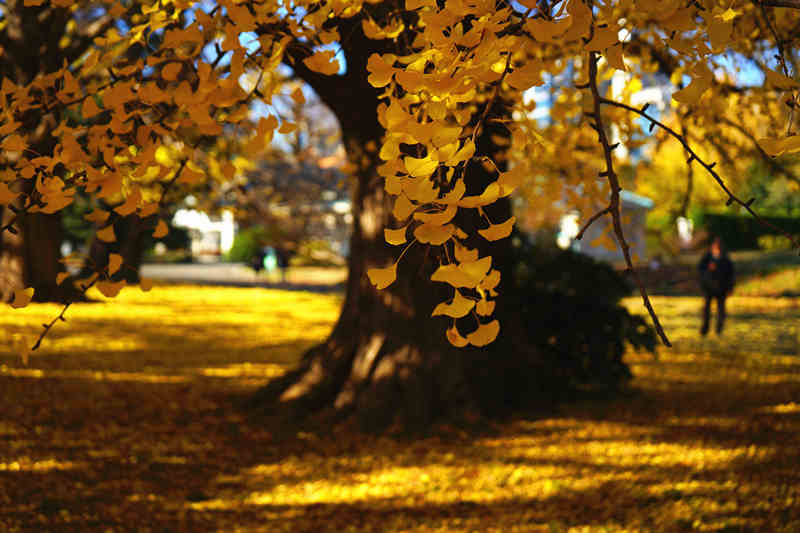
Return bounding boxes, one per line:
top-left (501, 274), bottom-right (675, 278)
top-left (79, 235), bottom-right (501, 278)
top-left (1, 286), bottom-right (799, 532)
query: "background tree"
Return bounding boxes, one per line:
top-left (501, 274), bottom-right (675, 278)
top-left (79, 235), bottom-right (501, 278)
top-left (3, 0), bottom-right (800, 429)
top-left (0, 0), bottom-right (124, 301)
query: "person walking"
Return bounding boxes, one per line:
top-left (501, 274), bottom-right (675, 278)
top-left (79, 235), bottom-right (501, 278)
top-left (698, 236), bottom-right (735, 335)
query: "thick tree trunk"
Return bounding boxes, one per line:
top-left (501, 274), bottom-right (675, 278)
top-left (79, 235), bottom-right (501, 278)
top-left (251, 17), bottom-right (569, 431)
top-left (0, 209), bottom-right (78, 303)
top-left (253, 103), bottom-right (564, 432)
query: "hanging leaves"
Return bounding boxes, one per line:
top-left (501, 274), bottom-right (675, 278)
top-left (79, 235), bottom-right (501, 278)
top-left (367, 263), bottom-right (397, 290)
top-left (432, 290), bottom-right (475, 318)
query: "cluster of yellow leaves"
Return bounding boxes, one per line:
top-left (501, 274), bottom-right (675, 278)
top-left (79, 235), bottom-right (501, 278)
top-left (4, 0), bottom-right (800, 348)
top-left (362, 0), bottom-right (632, 346)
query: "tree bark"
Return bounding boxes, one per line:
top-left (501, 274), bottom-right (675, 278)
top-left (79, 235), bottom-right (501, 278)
top-left (0, 2), bottom-right (86, 303)
top-left (0, 209), bottom-right (79, 303)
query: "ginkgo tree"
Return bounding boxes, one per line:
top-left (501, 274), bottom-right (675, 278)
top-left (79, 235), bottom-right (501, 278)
top-left (2, 0), bottom-right (800, 429)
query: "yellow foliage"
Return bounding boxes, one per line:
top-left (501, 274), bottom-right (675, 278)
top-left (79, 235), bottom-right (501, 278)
top-left (4, 0), bottom-right (800, 350)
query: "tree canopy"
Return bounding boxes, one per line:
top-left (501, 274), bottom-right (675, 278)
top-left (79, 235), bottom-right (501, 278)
top-left (3, 0), bottom-right (800, 350)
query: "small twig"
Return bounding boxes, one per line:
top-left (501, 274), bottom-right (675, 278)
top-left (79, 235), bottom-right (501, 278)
top-left (756, 0), bottom-right (797, 134)
top-left (30, 278), bottom-right (97, 352)
top-left (761, 0), bottom-right (800, 9)
top-left (587, 50), bottom-right (672, 347)
top-left (575, 206), bottom-right (611, 241)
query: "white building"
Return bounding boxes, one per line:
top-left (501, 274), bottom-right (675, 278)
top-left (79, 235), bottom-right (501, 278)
top-left (172, 208), bottom-right (237, 260)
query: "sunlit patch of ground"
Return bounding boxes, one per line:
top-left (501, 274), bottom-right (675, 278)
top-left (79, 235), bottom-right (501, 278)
top-left (1, 286), bottom-right (798, 532)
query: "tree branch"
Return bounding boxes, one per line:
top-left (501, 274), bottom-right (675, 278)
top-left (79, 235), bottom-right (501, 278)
top-left (600, 97), bottom-right (800, 251)
top-left (586, 51), bottom-right (672, 347)
top-left (762, 0), bottom-right (800, 8)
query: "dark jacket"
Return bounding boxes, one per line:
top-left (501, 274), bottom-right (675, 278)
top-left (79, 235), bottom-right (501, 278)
top-left (698, 253), bottom-right (735, 295)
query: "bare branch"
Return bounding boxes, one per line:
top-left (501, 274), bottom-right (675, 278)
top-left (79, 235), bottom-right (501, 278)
top-left (575, 206), bottom-right (611, 241)
top-left (586, 51), bottom-right (672, 347)
top-left (599, 97), bottom-right (800, 251)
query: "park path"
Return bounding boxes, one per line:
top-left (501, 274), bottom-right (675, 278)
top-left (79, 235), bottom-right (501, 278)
top-left (140, 262), bottom-right (346, 292)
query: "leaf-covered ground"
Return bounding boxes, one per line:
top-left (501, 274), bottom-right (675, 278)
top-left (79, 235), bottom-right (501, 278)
top-left (1, 285), bottom-right (799, 532)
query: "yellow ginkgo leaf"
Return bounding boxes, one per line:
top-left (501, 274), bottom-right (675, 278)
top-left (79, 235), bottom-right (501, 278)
top-left (478, 216), bottom-right (516, 241)
top-left (303, 50), bottom-right (340, 76)
top-left (414, 204), bottom-right (457, 226)
top-left (96, 280), bottom-right (126, 298)
top-left (384, 226), bottom-right (408, 245)
top-left (765, 68), bottom-right (799, 90)
top-left (454, 243), bottom-right (479, 263)
top-left (584, 24), bottom-right (618, 51)
top-left (446, 325), bottom-right (469, 347)
top-left (367, 263), bottom-right (397, 290)
top-left (476, 298), bottom-right (496, 316)
top-left (10, 287), bottom-right (34, 309)
top-left (479, 269), bottom-right (501, 293)
top-left (459, 182), bottom-right (500, 208)
top-left (56, 272), bottom-right (70, 285)
top-left (139, 203), bottom-right (159, 217)
top-left (84, 209), bottom-right (110, 223)
top-left (153, 220), bottom-right (168, 238)
top-left (497, 167), bottom-right (524, 197)
top-left (672, 76), bottom-right (711, 104)
top-left (432, 290), bottom-right (475, 318)
top-left (97, 225), bottom-right (116, 243)
top-left (441, 181), bottom-right (466, 205)
top-left (1, 134), bottom-right (26, 152)
top-left (290, 86), bottom-right (306, 104)
top-left (0, 182), bottom-right (18, 205)
top-left (526, 16), bottom-right (572, 42)
top-left (445, 140), bottom-right (475, 166)
top-left (162, 62), bottom-right (182, 81)
top-left (604, 44), bottom-right (626, 71)
top-left (414, 223), bottom-right (453, 245)
top-left (367, 53), bottom-right (394, 88)
top-left (459, 256), bottom-right (492, 282)
top-left (178, 164), bottom-right (205, 185)
top-left (718, 6), bottom-right (740, 22)
top-left (758, 136), bottom-right (800, 156)
top-left (108, 253), bottom-right (123, 276)
top-left (466, 319), bottom-right (500, 347)
top-left (279, 122), bottom-right (297, 134)
top-left (405, 177), bottom-right (438, 204)
top-left (404, 154), bottom-right (438, 178)
top-left (506, 60), bottom-right (545, 90)
top-left (392, 194), bottom-right (416, 220)
top-left (114, 188), bottom-right (141, 216)
top-left (431, 263), bottom-right (480, 288)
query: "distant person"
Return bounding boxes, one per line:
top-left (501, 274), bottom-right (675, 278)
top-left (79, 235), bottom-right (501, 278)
top-left (275, 246), bottom-right (290, 283)
top-left (251, 247), bottom-right (266, 274)
top-left (698, 236), bottom-right (735, 335)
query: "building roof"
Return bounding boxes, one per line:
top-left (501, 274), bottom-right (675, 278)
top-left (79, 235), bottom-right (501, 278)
top-left (620, 190), bottom-right (654, 209)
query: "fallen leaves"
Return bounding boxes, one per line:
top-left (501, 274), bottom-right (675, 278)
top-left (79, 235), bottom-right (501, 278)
top-left (0, 289), bottom-right (798, 532)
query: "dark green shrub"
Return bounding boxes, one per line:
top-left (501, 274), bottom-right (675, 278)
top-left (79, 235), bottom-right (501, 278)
top-left (225, 225), bottom-right (272, 263)
top-left (694, 212), bottom-right (800, 250)
top-left (511, 234), bottom-right (657, 390)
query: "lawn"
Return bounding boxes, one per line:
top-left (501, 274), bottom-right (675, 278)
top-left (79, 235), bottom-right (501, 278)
top-left (1, 285), bottom-right (799, 532)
